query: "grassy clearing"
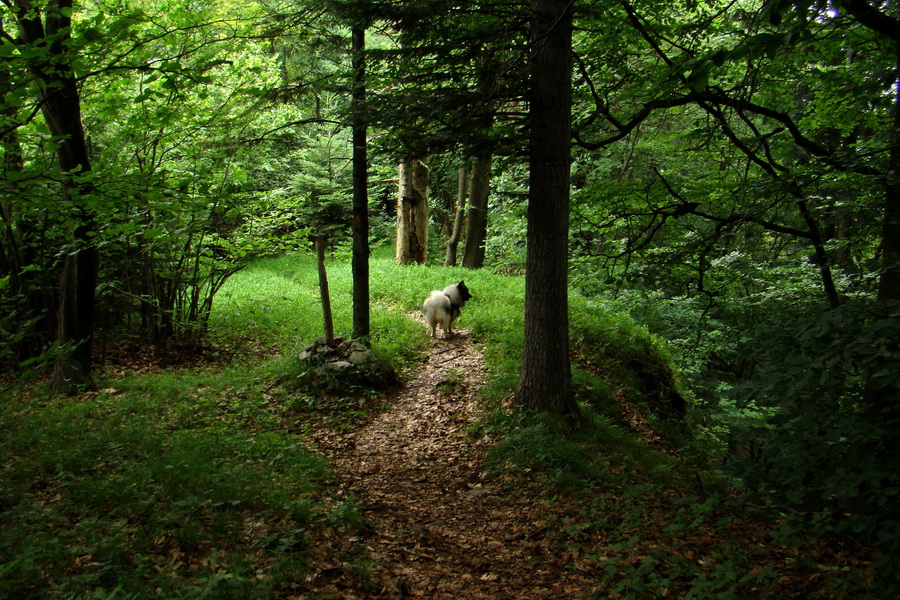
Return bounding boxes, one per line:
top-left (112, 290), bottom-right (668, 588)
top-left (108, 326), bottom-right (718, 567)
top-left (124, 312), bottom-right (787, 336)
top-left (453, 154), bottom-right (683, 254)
top-left (210, 250), bottom-right (429, 368)
top-left (1, 249), bottom-right (878, 598)
top-left (0, 375), bottom-right (330, 598)
top-left (1, 249), bottom-right (501, 599)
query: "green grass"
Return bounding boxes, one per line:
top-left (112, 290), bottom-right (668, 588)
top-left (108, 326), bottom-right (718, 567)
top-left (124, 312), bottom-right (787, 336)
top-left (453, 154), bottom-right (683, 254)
top-left (0, 380), bottom-right (330, 598)
top-left (211, 251), bottom-right (430, 367)
top-left (2, 247), bottom-right (872, 598)
top-left (2, 250), bottom-right (520, 599)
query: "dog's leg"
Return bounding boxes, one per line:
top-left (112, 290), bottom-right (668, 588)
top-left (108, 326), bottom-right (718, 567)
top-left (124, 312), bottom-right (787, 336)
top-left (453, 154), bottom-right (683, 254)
top-left (446, 316), bottom-right (457, 338)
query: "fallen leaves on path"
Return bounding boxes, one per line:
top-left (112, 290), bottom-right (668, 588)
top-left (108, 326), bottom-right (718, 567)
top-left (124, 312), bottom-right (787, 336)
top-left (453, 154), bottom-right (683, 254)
top-left (298, 328), bottom-right (872, 600)
top-left (303, 329), bottom-right (594, 599)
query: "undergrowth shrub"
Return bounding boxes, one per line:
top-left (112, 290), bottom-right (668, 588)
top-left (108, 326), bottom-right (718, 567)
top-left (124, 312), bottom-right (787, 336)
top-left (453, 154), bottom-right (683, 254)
top-left (570, 294), bottom-right (691, 424)
top-left (721, 300), bottom-right (900, 591)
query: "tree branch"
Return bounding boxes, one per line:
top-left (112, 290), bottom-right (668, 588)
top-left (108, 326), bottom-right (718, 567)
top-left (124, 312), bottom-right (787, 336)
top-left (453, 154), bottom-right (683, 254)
top-left (835, 0), bottom-right (900, 42)
top-left (573, 95), bottom-right (695, 149)
top-left (653, 168), bottom-right (813, 239)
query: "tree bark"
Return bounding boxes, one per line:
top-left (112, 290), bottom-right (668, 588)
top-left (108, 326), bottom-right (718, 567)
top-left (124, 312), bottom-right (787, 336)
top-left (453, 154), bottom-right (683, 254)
top-left (396, 158), bottom-right (429, 264)
top-left (445, 162), bottom-right (469, 266)
top-left (351, 27), bottom-right (370, 338)
top-left (0, 22), bottom-right (47, 361)
top-left (462, 154), bottom-right (490, 268)
top-left (316, 236), bottom-right (335, 346)
top-left (515, 0), bottom-right (581, 419)
top-left (13, 1), bottom-right (99, 393)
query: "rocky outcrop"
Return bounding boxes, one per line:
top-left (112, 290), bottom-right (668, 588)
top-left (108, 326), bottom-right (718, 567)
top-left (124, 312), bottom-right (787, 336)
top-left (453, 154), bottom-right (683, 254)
top-left (299, 337), bottom-right (376, 370)
top-left (297, 336), bottom-right (397, 390)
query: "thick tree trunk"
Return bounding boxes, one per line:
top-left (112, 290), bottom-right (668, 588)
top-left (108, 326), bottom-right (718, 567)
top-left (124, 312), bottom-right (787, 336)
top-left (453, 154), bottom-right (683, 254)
top-left (316, 236), bottom-right (335, 346)
top-left (0, 35), bottom-right (48, 361)
top-left (445, 163), bottom-right (469, 266)
top-left (462, 154), bottom-right (490, 268)
top-left (880, 186), bottom-right (900, 302)
top-left (50, 220), bottom-right (99, 394)
top-left (14, 2), bottom-right (99, 393)
top-left (396, 158), bottom-right (429, 264)
top-left (351, 27), bottom-right (370, 339)
top-left (396, 160), bottom-right (414, 264)
top-left (515, 0), bottom-right (581, 420)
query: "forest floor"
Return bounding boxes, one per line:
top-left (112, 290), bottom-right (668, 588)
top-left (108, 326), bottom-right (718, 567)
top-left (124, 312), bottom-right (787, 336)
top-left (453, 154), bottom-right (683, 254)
top-left (2, 320), bottom-right (877, 599)
top-left (294, 322), bottom-right (876, 600)
top-left (302, 327), bottom-right (596, 599)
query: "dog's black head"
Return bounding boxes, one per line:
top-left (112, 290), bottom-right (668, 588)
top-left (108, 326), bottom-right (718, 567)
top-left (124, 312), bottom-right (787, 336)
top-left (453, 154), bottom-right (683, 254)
top-left (456, 280), bottom-right (472, 302)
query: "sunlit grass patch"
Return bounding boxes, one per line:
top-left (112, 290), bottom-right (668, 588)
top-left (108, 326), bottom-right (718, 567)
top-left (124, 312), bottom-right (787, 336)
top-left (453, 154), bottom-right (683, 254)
top-left (213, 253), bottom-right (430, 364)
top-left (210, 254), bottom-right (326, 347)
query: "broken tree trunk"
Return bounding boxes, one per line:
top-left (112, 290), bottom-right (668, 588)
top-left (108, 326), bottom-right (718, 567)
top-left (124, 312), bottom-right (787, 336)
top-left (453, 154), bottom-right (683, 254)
top-left (396, 158), bottom-right (430, 265)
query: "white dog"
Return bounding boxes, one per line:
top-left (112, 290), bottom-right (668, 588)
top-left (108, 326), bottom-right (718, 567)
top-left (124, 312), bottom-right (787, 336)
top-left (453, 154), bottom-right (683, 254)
top-left (422, 281), bottom-right (472, 338)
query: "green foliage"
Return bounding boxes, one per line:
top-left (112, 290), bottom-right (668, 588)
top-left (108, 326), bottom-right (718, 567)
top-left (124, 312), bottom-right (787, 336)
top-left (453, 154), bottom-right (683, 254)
top-left (0, 0), bottom-right (897, 593)
top-left (211, 252), bottom-right (428, 362)
top-left (0, 0), bottom-right (398, 371)
top-left (479, 407), bottom-right (829, 598)
top-left (483, 166), bottom-right (529, 275)
top-left (3, 250), bottom-right (891, 597)
top-left (484, 408), bottom-right (681, 490)
top-left (0, 372), bottom-right (336, 599)
top-left (717, 301), bottom-right (900, 582)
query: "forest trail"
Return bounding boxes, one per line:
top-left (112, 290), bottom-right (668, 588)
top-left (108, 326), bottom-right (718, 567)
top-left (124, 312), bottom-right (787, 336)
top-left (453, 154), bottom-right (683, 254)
top-left (304, 326), bottom-right (594, 599)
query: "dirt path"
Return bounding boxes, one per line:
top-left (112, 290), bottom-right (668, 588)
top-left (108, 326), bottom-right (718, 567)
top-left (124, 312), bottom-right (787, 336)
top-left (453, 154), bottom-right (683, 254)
top-left (303, 327), bottom-right (594, 599)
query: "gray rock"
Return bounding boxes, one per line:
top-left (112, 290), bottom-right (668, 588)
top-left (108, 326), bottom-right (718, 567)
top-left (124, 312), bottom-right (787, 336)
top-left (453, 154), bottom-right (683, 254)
top-left (461, 486), bottom-right (493, 498)
top-left (349, 350), bottom-right (373, 365)
top-left (325, 360), bottom-right (353, 370)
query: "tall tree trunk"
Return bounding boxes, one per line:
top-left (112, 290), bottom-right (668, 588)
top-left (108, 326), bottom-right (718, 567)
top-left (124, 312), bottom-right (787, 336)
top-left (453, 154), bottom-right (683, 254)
top-left (316, 236), bottom-right (335, 346)
top-left (515, 0), bottom-right (581, 420)
top-left (445, 162), bottom-right (469, 266)
top-left (396, 158), bottom-right (429, 264)
top-left (351, 27), bottom-right (370, 338)
top-left (462, 154), bottom-right (490, 268)
top-left (14, 2), bottom-right (99, 393)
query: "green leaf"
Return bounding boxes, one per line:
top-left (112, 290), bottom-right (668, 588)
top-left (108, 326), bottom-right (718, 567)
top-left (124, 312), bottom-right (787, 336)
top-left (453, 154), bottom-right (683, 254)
top-left (108, 17), bottom-right (136, 35)
top-left (82, 27), bottom-right (104, 42)
top-left (687, 60), bottom-right (712, 92)
top-left (0, 40), bottom-right (17, 58)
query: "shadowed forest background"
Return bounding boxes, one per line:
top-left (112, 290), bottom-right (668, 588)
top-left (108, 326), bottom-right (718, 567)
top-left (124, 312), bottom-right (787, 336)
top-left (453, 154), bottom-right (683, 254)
top-left (1, 0), bottom-right (899, 597)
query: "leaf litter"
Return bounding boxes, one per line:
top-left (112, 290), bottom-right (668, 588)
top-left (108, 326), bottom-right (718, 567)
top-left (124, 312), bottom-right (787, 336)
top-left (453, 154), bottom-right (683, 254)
top-left (302, 327), bottom-right (594, 599)
top-left (297, 327), bottom-right (872, 599)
